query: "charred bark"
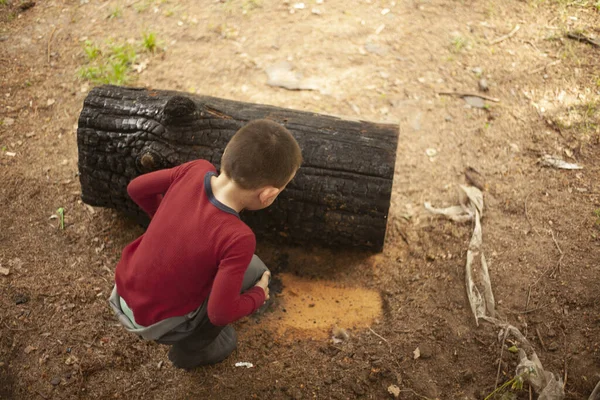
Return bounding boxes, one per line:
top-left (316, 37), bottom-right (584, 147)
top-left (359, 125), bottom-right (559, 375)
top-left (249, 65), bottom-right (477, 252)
top-left (77, 85), bottom-right (398, 250)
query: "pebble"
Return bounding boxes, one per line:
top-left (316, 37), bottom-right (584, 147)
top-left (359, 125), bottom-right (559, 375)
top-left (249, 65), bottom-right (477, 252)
top-left (3, 117), bottom-right (15, 126)
top-left (478, 78), bottom-right (489, 92)
top-left (418, 344), bottom-right (434, 359)
top-left (50, 376), bottom-right (61, 386)
top-left (351, 382), bottom-right (365, 395)
top-left (0, 267), bottom-right (9, 276)
top-left (14, 294), bottom-right (29, 305)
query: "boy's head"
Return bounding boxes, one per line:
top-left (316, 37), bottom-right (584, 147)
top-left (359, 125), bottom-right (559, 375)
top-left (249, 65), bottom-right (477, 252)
top-left (221, 119), bottom-right (302, 210)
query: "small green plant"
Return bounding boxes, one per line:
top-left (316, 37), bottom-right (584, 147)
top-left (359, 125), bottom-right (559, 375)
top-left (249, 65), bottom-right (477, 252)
top-left (484, 371), bottom-right (527, 400)
top-left (451, 35), bottom-right (468, 53)
top-left (108, 5), bottom-right (122, 19)
top-left (83, 40), bottom-right (101, 61)
top-left (134, 0), bottom-right (151, 12)
top-left (109, 42), bottom-right (137, 65)
top-left (0, 0), bottom-right (7, 6)
top-left (57, 207), bottom-right (65, 230)
top-left (78, 40), bottom-right (137, 85)
top-left (142, 31), bottom-right (157, 52)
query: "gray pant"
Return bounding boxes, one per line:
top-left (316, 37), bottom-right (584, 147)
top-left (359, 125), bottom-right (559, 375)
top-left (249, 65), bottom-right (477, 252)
top-left (109, 255), bottom-right (269, 369)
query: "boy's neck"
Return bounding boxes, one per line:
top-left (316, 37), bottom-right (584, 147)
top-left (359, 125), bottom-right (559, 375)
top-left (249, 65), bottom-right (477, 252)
top-left (210, 173), bottom-right (248, 213)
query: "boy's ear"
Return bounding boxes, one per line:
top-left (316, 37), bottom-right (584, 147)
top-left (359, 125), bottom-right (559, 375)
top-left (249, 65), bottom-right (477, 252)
top-left (258, 186), bottom-right (281, 205)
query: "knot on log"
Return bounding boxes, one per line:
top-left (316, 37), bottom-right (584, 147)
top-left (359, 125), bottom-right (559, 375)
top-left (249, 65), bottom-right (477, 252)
top-left (136, 150), bottom-right (164, 173)
top-left (164, 96), bottom-right (197, 121)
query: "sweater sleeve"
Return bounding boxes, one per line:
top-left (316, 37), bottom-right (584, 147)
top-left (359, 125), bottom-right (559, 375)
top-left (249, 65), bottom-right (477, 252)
top-left (207, 234), bottom-right (266, 326)
top-left (127, 167), bottom-right (179, 217)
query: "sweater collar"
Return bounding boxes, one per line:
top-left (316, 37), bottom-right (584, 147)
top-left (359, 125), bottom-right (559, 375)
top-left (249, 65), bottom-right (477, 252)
top-left (204, 172), bottom-right (240, 218)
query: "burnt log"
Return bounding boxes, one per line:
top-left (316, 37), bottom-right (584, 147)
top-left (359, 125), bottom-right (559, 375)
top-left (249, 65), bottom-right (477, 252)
top-left (77, 85), bottom-right (398, 250)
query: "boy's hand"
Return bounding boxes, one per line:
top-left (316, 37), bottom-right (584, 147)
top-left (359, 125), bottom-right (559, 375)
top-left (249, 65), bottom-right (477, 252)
top-left (254, 271), bottom-right (271, 302)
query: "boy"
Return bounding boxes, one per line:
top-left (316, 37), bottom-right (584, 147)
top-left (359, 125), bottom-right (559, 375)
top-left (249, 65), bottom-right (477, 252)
top-left (108, 119), bottom-right (302, 369)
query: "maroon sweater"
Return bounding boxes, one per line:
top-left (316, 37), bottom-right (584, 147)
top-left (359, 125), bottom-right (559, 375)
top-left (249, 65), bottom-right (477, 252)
top-left (115, 160), bottom-right (265, 327)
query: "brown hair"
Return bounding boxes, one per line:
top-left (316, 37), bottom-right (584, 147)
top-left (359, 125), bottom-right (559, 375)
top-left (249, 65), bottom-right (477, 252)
top-left (221, 119), bottom-right (302, 189)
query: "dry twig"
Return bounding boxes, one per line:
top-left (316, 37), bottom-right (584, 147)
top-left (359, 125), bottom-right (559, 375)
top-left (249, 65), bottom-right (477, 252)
top-left (438, 91), bottom-right (500, 102)
top-left (368, 327), bottom-right (393, 354)
top-left (47, 26), bottom-right (57, 64)
top-left (524, 192), bottom-right (541, 237)
top-left (494, 329), bottom-right (509, 389)
top-left (529, 59), bottom-right (561, 75)
top-left (490, 24), bottom-right (520, 45)
top-left (549, 229), bottom-right (564, 277)
top-left (536, 327), bottom-right (547, 351)
top-left (566, 31), bottom-right (600, 47)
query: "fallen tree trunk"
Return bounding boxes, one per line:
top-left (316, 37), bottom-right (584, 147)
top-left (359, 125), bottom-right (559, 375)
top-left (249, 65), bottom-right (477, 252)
top-left (77, 85), bottom-right (399, 250)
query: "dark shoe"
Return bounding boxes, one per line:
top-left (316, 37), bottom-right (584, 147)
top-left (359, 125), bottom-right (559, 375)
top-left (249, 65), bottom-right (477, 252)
top-left (168, 325), bottom-right (237, 369)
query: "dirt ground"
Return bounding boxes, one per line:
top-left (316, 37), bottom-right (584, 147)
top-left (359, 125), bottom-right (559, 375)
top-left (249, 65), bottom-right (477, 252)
top-left (1, 0), bottom-right (600, 398)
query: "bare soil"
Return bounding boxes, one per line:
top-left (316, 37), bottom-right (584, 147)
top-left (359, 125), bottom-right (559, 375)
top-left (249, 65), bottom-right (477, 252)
top-left (1, 0), bottom-right (599, 399)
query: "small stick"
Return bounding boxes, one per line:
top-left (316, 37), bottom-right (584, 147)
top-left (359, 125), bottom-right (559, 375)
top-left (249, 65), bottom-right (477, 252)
top-left (550, 229), bottom-right (563, 255)
top-left (490, 24), bottom-right (520, 45)
top-left (438, 91), bottom-right (500, 103)
top-left (507, 304), bottom-right (549, 314)
top-left (494, 329), bottom-right (509, 389)
top-left (549, 229), bottom-right (564, 277)
top-left (563, 359), bottom-right (568, 390)
top-left (47, 26), bottom-right (57, 64)
top-left (368, 327), bottom-right (392, 354)
top-left (529, 384), bottom-right (532, 400)
top-left (536, 327), bottom-right (547, 351)
top-left (524, 192), bottom-right (541, 237)
top-left (525, 285), bottom-right (531, 311)
top-left (529, 59), bottom-right (561, 75)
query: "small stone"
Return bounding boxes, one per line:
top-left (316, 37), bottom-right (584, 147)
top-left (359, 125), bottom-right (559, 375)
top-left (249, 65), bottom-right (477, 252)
top-left (24, 345), bottom-right (37, 354)
top-left (157, 360), bottom-right (164, 369)
top-left (472, 67), bottom-right (483, 76)
top-left (351, 382), bottom-right (365, 396)
top-left (388, 384), bottom-right (400, 398)
top-left (444, 115), bottom-right (453, 122)
top-left (464, 96), bottom-right (486, 109)
top-left (14, 294), bottom-right (29, 305)
top-left (419, 344), bottom-right (433, 359)
top-left (413, 347), bottom-right (420, 359)
top-left (462, 369), bottom-right (475, 382)
top-left (0, 267), bottom-right (9, 276)
top-left (3, 117), bottom-right (15, 126)
top-left (308, 303), bottom-right (315, 308)
top-left (293, 2), bottom-right (305, 9)
top-left (478, 78), bottom-right (489, 92)
top-left (547, 342), bottom-right (559, 352)
top-left (546, 328), bottom-right (557, 338)
top-left (47, 99), bottom-right (56, 106)
top-left (50, 376), bottom-right (61, 386)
